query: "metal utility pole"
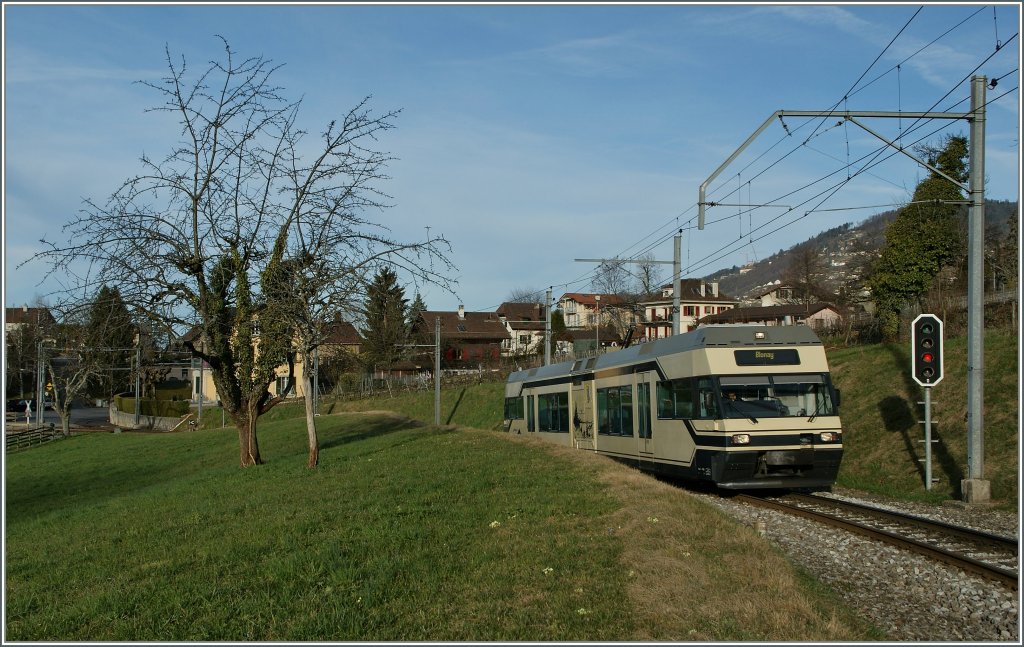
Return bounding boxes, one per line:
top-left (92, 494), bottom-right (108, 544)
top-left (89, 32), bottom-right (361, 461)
top-left (545, 287), bottom-right (552, 366)
top-left (36, 341), bottom-right (45, 425)
top-left (434, 316), bottom-right (441, 426)
top-left (965, 76), bottom-right (987, 501)
top-left (134, 339), bottom-right (142, 428)
top-left (575, 231), bottom-right (683, 336)
top-left (698, 79), bottom-right (989, 502)
top-left (672, 231), bottom-right (681, 336)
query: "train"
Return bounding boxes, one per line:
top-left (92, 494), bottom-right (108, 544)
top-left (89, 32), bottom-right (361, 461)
top-left (503, 324), bottom-right (843, 490)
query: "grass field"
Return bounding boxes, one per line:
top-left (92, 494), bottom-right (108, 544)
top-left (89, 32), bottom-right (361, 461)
top-left (6, 327), bottom-right (1014, 639)
top-left (5, 412), bottom-right (876, 641)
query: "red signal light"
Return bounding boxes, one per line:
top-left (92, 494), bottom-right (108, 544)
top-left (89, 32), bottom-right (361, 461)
top-left (922, 352), bottom-right (934, 363)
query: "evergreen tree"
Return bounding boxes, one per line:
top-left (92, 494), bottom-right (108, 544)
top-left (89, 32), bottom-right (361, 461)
top-left (868, 135), bottom-right (968, 340)
top-left (407, 291), bottom-right (427, 332)
top-left (83, 285), bottom-right (135, 399)
top-left (360, 268), bottom-right (409, 372)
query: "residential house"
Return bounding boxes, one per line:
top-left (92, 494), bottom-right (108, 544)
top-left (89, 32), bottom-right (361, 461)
top-left (557, 293), bottom-right (628, 330)
top-left (5, 305), bottom-right (57, 399)
top-left (698, 303), bottom-right (842, 331)
top-left (4, 305), bottom-right (56, 335)
top-left (412, 305), bottom-right (510, 370)
top-left (638, 280), bottom-right (739, 340)
top-left (496, 302), bottom-right (546, 357)
top-left (757, 282), bottom-right (800, 307)
top-left (184, 319), bottom-right (363, 403)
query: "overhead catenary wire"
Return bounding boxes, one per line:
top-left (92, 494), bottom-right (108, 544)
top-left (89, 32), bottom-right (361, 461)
top-left (463, 14), bottom-right (1018, 313)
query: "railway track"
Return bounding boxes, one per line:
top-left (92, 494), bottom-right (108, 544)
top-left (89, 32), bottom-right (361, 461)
top-left (733, 492), bottom-right (1019, 590)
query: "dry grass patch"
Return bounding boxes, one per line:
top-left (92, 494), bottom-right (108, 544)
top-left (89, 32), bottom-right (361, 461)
top-left (493, 433), bottom-right (875, 641)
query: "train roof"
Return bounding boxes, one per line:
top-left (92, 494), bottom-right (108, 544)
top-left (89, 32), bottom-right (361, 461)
top-left (507, 324), bottom-right (823, 384)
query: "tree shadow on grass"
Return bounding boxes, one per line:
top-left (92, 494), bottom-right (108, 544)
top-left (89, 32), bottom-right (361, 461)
top-left (318, 413), bottom-right (458, 454)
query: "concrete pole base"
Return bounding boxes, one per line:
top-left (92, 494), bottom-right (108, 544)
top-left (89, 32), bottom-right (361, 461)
top-left (961, 478), bottom-right (991, 503)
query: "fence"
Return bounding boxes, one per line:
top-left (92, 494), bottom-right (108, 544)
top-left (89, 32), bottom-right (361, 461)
top-left (6, 423), bottom-right (63, 453)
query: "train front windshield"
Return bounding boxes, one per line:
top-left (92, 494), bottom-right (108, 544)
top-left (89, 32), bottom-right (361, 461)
top-left (718, 374), bottom-right (836, 419)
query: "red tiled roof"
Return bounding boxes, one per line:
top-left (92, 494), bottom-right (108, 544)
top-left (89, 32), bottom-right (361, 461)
top-left (5, 306), bottom-right (56, 327)
top-left (558, 293), bottom-right (627, 307)
top-left (418, 310), bottom-right (510, 341)
top-left (497, 302), bottom-right (546, 331)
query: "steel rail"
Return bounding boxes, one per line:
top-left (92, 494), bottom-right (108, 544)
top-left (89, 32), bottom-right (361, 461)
top-left (788, 493), bottom-right (1018, 554)
top-left (734, 493), bottom-right (1018, 591)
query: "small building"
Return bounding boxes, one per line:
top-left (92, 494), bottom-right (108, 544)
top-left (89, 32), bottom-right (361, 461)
top-left (4, 305), bottom-right (56, 334)
top-left (496, 302), bottom-right (546, 357)
top-left (413, 305), bottom-right (511, 370)
top-left (638, 280), bottom-right (739, 340)
top-left (557, 293), bottom-right (627, 329)
top-left (698, 303), bottom-right (842, 331)
top-left (183, 319), bottom-right (364, 402)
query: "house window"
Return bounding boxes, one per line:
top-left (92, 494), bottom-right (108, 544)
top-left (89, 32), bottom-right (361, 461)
top-left (683, 306), bottom-right (696, 317)
top-left (519, 334), bottom-right (530, 346)
top-left (276, 376), bottom-right (293, 396)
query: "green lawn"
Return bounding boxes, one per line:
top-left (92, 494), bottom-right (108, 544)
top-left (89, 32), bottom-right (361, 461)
top-left (5, 412), bottom-right (873, 641)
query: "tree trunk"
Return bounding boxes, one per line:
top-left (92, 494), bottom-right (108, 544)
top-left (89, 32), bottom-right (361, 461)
top-left (236, 405), bottom-right (263, 467)
top-left (302, 372), bottom-right (319, 468)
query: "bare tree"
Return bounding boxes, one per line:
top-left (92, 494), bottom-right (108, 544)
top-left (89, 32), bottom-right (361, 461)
top-left (781, 244), bottom-right (830, 304)
top-left (41, 300), bottom-right (116, 436)
top-left (505, 286), bottom-right (545, 303)
top-left (31, 38), bottom-right (454, 467)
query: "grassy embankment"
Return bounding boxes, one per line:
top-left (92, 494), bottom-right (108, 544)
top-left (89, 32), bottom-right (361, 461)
top-left (828, 327), bottom-right (1018, 507)
top-left (6, 411), bottom-right (876, 640)
top-left (321, 329), bottom-right (1018, 507)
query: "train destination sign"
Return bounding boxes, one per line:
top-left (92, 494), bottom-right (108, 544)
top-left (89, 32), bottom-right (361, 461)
top-left (734, 349), bottom-right (801, 366)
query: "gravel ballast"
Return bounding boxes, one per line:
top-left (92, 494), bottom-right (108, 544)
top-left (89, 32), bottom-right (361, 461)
top-left (694, 487), bottom-right (1020, 642)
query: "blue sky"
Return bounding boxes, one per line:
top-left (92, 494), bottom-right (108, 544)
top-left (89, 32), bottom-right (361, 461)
top-left (4, 2), bottom-right (1021, 317)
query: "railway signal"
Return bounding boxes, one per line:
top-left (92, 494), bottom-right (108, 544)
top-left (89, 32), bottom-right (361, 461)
top-left (911, 314), bottom-right (943, 491)
top-left (911, 314), bottom-right (943, 386)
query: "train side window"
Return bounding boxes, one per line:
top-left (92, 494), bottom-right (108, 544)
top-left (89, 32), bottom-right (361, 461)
top-left (619, 385), bottom-right (633, 436)
top-left (697, 378), bottom-right (718, 419)
top-left (504, 397), bottom-right (524, 420)
top-left (527, 395), bottom-right (535, 432)
top-left (657, 378), bottom-right (694, 419)
top-left (597, 385), bottom-right (633, 435)
top-left (538, 392), bottom-right (570, 433)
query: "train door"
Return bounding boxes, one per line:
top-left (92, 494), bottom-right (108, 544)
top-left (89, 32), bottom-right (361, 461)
top-left (571, 381), bottom-right (595, 450)
top-left (636, 372), bottom-right (654, 455)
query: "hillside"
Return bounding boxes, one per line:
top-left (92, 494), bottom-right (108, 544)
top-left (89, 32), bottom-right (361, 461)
top-left (706, 199), bottom-right (1018, 302)
top-left (828, 327), bottom-right (1018, 506)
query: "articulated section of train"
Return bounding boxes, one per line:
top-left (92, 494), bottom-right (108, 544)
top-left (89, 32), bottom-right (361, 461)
top-left (504, 325), bottom-right (843, 490)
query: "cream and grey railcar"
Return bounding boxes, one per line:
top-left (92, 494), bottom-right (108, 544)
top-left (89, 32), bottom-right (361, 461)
top-left (504, 325), bottom-right (843, 489)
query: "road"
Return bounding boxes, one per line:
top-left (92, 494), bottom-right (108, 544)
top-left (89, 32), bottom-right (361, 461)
top-left (7, 404), bottom-right (114, 431)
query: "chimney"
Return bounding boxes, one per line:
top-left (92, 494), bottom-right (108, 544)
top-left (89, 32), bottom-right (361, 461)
top-left (699, 282), bottom-right (705, 297)
top-left (22, 304), bottom-right (29, 313)
top-left (711, 282), bottom-right (719, 297)
top-left (458, 305), bottom-right (465, 320)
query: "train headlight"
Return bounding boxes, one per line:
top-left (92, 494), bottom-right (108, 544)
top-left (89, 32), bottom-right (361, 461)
top-left (731, 434), bottom-right (751, 445)
top-left (819, 432), bottom-right (840, 443)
